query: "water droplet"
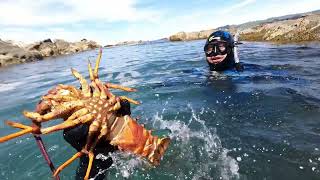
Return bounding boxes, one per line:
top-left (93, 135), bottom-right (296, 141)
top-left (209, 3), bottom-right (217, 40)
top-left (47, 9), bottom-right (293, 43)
top-left (299, 166), bottom-right (304, 169)
top-left (236, 157), bottom-right (242, 161)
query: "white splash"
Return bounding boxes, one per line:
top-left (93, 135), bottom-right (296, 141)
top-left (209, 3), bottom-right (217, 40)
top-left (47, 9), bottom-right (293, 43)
top-left (95, 105), bottom-right (239, 179)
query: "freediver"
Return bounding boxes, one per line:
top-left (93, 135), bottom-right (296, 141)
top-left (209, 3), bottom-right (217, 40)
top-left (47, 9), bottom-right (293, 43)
top-left (204, 30), bottom-right (244, 72)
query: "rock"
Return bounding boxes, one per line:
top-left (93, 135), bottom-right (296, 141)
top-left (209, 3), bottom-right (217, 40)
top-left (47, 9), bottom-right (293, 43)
top-left (25, 39), bottom-right (101, 57)
top-left (169, 30), bottom-right (215, 41)
top-left (168, 11), bottom-right (320, 43)
top-left (104, 44), bottom-right (114, 48)
top-left (0, 40), bottom-right (42, 67)
top-left (169, 31), bottom-right (187, 41)
top-left (68, 40), bottom-right (100, 53)
top-left (198, 29), bottom-right (215, 39)
top-left (54, 39), bottom-right (70, 54)
top-left (239, 13), bottom-right (320, 42)
top-left (42, 39), bottom-right (53, 43)
top-left (114, 40), bottom-right (147, 46)
top-left (26, 40), bottom-right (58, 57)
top-left (0, 38), bottom-right (101, 67)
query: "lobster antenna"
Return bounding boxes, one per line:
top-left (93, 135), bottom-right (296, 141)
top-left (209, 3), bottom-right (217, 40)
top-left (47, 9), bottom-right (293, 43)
top-left (93, 48), bottom-right (102, 79)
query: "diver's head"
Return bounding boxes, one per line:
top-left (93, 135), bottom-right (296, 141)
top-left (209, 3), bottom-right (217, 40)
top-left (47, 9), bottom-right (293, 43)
top-left (204, 31), bottom-right (234, 64)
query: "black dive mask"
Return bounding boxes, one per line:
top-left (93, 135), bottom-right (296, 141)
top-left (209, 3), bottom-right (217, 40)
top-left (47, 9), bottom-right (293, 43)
top-left (205, 41), bottom-right (230, 57)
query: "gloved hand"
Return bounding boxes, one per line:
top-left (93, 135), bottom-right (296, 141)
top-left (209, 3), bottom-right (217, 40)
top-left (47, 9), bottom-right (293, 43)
top-left (235, 63), bottom-right (244, 72)
top-left (63, 99), bottom-right (131, 180)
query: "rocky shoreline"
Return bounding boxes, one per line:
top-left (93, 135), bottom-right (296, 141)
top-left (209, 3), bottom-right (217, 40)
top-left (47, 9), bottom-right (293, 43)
top-left (0, 38), bottom-right (101, 67)
top-left (169, 11), bottom-right (320, 43)
top-left (1, 10), bottom-right (319, 68)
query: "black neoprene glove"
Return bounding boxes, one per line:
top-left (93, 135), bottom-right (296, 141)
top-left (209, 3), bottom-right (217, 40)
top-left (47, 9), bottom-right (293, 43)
top-left (63, 99), bottom-right (131, 180)
top-left (235, 63), bottom-right (244, 72)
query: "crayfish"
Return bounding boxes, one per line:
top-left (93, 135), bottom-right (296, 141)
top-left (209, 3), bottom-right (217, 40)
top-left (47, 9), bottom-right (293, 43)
top-left (0, 49), bottom-right (170, 180)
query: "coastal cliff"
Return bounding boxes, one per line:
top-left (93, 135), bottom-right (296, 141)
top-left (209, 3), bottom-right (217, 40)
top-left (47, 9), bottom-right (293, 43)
top-left (169, 10), bottom-right (320, 43)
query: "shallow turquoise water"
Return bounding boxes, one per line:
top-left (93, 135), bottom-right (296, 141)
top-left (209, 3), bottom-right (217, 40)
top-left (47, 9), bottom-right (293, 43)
top-left (0, 40), bottom-right (319, 180)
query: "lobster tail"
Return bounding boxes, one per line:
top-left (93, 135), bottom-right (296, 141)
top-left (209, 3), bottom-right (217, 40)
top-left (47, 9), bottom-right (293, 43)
top-left (109, 115), bottom-right (170, 165)
top-left (145, 136), bottom-right (170, 165)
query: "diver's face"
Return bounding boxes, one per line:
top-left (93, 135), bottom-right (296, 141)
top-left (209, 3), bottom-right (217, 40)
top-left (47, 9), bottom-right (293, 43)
top-left (205, 41), bottom-right (228, 64)
top-left (206, 54), bottom-right (227, 64)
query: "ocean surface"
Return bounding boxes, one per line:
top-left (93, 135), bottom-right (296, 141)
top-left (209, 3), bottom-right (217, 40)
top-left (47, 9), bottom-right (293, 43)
top-left (0, 40), bottom-right (319, 180)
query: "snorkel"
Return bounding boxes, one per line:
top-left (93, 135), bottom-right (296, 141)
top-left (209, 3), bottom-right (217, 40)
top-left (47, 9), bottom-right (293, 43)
top-left (233, 32), bottom-right (240, 64)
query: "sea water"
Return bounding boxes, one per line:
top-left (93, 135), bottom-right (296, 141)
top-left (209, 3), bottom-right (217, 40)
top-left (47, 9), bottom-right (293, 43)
top-left (0, 40), bottom-right (319, 180)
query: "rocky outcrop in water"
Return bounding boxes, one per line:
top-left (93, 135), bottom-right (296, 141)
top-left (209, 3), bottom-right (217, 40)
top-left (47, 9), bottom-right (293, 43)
top-left (0, 40), bottom-right (42, 67)
top-left (169, 11), bottom-right (320, 43)
top-left (239, 13), bottom-right (320, 42)
top-left (169, 29), bottom-right (214, 41)
top-left (0, 39), bottom-right (101, 67)
top-left (26, 39), bottom-right (101, 57)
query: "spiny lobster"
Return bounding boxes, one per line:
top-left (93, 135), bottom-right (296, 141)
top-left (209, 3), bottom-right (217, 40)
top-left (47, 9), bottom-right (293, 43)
top-left (0, 49), bottom-right (170, 180)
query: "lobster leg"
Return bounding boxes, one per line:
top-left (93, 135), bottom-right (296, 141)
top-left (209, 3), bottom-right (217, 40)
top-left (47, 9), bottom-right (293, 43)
top-left (57, 84), bottom-right (80, 97)
top-left (95, 79), bottom-right (113, 99)
top-left (42, 94), bottom-right (78, 102)
top-left (24, 101), bottom-right (84, 123)
top-left (105, 83), bottom-right (137, 92)
top-left (53, 152), bottom-right (83, 177)
top-left (84, 151), bottom-right (95, 180)
top-left (41, 113), bottom-right (94, 134)
top-left (83, 121), bottom-right (108, 180)
top-left (53, 119), bottom-right (101, 179)
top-left (71, 68), bottom-right (91, 98)
top-left (119, 96), bottom-right (140, 105)
top-left (0, 121), bottom-right (34, 143)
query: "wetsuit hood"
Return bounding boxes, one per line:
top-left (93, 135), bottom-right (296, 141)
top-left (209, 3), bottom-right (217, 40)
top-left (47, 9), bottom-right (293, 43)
top-left (205, 30), bottom-right (235, 48)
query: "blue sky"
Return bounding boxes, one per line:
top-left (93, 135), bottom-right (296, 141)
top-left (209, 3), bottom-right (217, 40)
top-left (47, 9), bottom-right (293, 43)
top-left (0, 0), bottom-right (319, 45)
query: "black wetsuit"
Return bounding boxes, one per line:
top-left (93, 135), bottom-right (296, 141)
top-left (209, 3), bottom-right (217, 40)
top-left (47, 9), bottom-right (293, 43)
top-left (63, 100), bottom-right (131, 180)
